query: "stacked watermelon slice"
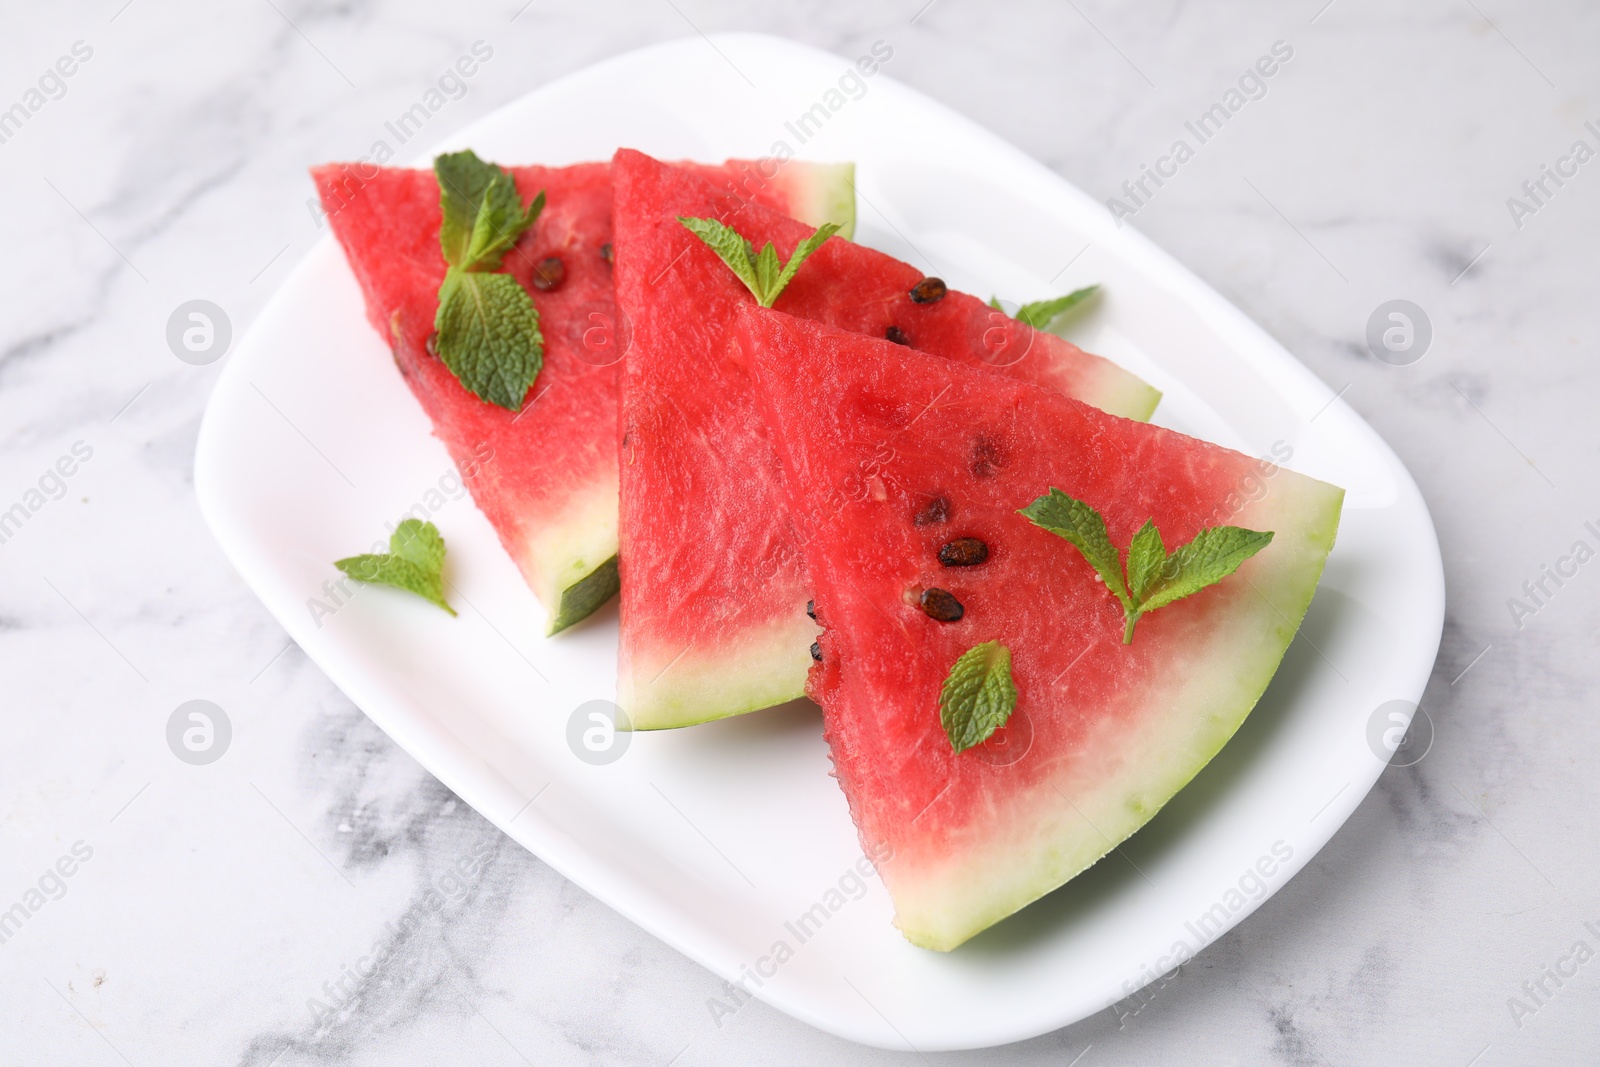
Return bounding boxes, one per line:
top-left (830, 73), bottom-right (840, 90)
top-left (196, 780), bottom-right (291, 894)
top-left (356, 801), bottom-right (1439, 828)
top-left (315, 148), bottom-right (1342, 951)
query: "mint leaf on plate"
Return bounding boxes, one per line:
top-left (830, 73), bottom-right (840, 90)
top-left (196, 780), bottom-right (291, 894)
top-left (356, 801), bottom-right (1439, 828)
top-left (940, 641), bottom-right (1018, 753)
top-left (335, 519), bottom-right (457, 616)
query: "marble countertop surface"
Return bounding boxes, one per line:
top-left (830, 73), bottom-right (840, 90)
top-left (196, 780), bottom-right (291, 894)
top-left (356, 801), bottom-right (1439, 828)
top-left (3, 1), bottom-right (1597, 1063)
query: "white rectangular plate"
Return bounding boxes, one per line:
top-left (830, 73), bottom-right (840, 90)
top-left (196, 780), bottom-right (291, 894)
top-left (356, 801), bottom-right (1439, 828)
top-left (195, 34), bottom-right (1444, 1051)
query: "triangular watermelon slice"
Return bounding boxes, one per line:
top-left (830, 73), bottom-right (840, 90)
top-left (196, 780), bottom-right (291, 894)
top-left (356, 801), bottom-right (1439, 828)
top-left (735, 305), bottom-right (1343, 951)
top-left (312, 158), bottom-right (855, 633)
top-left (613, 148), bottom-right (1162, 729)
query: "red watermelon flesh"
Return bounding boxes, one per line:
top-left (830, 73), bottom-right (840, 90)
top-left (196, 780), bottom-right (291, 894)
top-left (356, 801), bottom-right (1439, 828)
top-left (612, 148), bottom-right (1160, 729)
top-left (736, 306), bottom-right (1343, 951)
top-left (313, 158), bottom-right (854, 633)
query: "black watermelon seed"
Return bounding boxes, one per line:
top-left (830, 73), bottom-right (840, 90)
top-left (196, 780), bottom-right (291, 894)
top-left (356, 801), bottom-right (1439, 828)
top-left (805, 599), bottom-right (815, 619)
top-left (600, 242), bottom-right (614, 264)
top-left (810, 641), bottom-right (822, 662)
top-left (531, 256), bottom-right (566, 291)
top-left (919, 588), bottom-right (964, 622)
top-left (909, 277), bottom-right (947, 304)
top-left (913, 496), bottom-right (950, 526)
top-left (938, 538), bottom-right (989, 567)
top-left (885, 325), bottom-right (910, 345)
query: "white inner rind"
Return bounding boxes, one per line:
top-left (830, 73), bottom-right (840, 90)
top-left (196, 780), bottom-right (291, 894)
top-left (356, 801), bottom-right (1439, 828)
top-left (620, 604), bottom-right (819, 730)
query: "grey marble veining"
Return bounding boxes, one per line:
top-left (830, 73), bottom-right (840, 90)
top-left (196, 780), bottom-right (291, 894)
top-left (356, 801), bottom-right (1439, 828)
top-left (2, 1), bottom-right (1598, 1064)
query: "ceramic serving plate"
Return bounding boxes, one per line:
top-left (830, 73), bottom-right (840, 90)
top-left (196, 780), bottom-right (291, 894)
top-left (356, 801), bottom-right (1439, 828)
top-left (195, 33), bottom-right (1444, 1051)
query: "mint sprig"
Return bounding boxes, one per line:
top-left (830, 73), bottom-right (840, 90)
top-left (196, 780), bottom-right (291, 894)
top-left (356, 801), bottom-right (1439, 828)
top-left (989, 285), bottom-right (1100, 332)
top-left (678, 216), bottom-right (840, 307)
top-left (335, 519), bottom-right (457, 616)
top-left (939, 641), bottom-right (1018, 753)
top-left (1020, 489), bottom-right (1272, 643)
top-left (432, 150), bottom-right (545, 410)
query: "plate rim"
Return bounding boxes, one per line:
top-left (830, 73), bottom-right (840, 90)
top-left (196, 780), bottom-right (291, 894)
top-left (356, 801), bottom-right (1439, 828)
top-left (195, 31), bottom-right (1445, 1051)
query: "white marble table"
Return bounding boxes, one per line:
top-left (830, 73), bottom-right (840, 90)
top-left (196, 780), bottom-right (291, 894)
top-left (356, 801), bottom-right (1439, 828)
top-left (3, 1), bottom-right (1596, 1063)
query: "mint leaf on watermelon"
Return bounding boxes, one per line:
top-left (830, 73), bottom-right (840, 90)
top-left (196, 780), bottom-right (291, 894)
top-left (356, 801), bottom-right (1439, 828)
top-left (678, 216), bottom-right (841, 308)
top-left (1017, 489), bottom-right (1131, 611)
top-left (988, 285), bottom-right (1100, 332)
top-left (939, 641), bottom-right (1018, 753)
top-left (1138, 524), bottom-right (1276, 614)
top-left (432, 150), bottom-right (546, 410)
top-left (1020, 490), bottom-right (1273, 643)
top-left (436, 150), bottom-right (544, 270)
top-left (434, 269), bottom-right (545, 411)
top-left (335, 519), bottom-right (457, 616)
top-left (1124, 519), bottom-right (1167, 605)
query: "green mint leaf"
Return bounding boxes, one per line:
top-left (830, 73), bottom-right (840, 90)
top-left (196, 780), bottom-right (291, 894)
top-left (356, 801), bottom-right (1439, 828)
top-left (769, 222), bottom-right (840, 304)
top-left (678, 216), bottom-right (761, 294)
top-left (1124, 519), bottom-right (1166, 605)
top-left (389, 516), bottom-right (447, 573)
top-left (1019, 488), bottom-right (1130, 609)
top-left (1013, 285), bottom-right (1099, 331)
top-left (467, 182), bottom-right (543, 270)
top-left (939, 641), bottom-right (1018, 753)
top-left (1137, 525), bottom-right (1274, 615)
top-left (678, 217), bottom-right (840, 307)
top-left (430, 151), bottom-right (546, 408)
top-left (753, 239), bottom-right (782, 300)
top-left (1023, 489), bottom-right (1274, 644)
top-left (436, 150), bottom-right (499, 265)
top-left (335, 519), bottom-right (457, 615)
top-left (434, 268), bottom-right (544, 410)
top-left (435, 150), bottom-right (543, 270)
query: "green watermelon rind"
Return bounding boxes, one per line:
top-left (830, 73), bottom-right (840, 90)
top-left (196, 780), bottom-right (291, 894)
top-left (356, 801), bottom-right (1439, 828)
top-left (768, 162), bottom-right (857, 241)
top-left (550, 555), bottom-right (619, 635)
top-left (889, 476), bottom-right (1344, 951)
